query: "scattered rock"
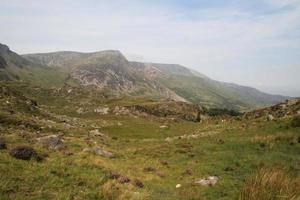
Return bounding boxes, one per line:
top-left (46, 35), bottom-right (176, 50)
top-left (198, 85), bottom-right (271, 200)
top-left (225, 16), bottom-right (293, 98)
top-left (108, 171), bottom-right (121, 179)
top-left (224, 167), bottom-right (234, 171)
top-left (83, 146), bottom-right (114, 158)
top-left (182, 169), bottom-right (193, 176)
top-left (218, 139), bottom-right (225, 144)
top-left (37, 135), bottom-right (65, 150)
top-left (76, 107), bottom-right (84, 114)
top-left (0, 138), bottom-right (7, 150)
top-left (118, 176), bottom-right (131, 184)
top-left (9, 145), bottom-right (41, 161)
top-left (156, 171), bottom-right (166, 178)
top-left (133, 179), bottom-right (144, 188)
top-left (194, 176), bottom-right (219, 186)
top-left (63, 150), bottom-right (73, 156)
top-left (144, 167), bottom-right (156, 172)
top-left (160, 125), bottom-right (168, 129)
top-left (160, 160), bottom-right (169, 166)
top-left (267, 114), bottom-right (275, 121)
top-left (176, 184), bottom-right (181, 188)
top-left (94, 107), bottom-right (109, 114)
top-left (165, 131), bottom-right (218, 142)
top-left (117, 122), bottom-right (123, 126)
top-left (89, 129), bottom-right (107, 138)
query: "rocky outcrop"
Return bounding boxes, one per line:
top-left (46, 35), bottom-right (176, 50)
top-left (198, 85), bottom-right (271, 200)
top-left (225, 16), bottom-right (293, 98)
top-left (243, 98), bottom-right (300, 120)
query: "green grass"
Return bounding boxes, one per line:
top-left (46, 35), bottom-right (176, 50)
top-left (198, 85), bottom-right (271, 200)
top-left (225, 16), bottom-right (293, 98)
top-left (0, 83), bottom-right (299, 200)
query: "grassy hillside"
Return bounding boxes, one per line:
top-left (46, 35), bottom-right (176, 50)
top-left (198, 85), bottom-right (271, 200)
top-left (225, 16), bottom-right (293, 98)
top-left (0, 83), bottom-right (299, 200)
top-left (156, 74), bottom-right (286, 111)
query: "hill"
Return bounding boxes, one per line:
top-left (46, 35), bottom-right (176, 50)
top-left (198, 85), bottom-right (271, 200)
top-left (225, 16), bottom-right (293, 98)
top-left (0, 43), bottom-right (288, 110)
top-left (0, 81), bottom-right (299, 200)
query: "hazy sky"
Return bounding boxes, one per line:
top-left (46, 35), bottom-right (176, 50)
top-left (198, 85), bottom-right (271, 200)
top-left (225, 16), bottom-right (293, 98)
top-left (1, 0), bottom-right (299, 96)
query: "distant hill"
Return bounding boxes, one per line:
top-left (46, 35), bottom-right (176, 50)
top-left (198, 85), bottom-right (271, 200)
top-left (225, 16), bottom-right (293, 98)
top-left (0, 43), bottom-right (288, 111)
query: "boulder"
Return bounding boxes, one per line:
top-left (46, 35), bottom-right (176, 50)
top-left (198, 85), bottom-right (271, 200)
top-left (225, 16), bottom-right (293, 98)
top-left (94, 107), bottom-right (109, 114)
top-left (89, 129), bottom-right (106, 138)
top-left (83, 146), bottom-right (114, 158)
top-left (37, 135), bottom-right (65, 150)
top-left (267, 114), bottom-right (275, 121)
top-left (194, 176), bottom-right (219, 186)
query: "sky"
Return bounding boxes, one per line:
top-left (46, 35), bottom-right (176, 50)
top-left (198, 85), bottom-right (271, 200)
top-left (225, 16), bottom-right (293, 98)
top-left (0, 0), bottom-right (299, 96)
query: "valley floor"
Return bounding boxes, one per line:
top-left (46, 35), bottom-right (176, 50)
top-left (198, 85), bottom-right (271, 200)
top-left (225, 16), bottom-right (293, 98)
top-left (0, 83), bottom-right (299, 200)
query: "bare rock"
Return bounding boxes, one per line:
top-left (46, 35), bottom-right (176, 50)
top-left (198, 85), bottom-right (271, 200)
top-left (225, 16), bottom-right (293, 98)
top-left (267, 114), bottom-right (275, 121)
top-left (89, 129), bottom-right (106, 138)
top-left (194, 176), bottom-right (219, 186)
top-left (37, 135), bottom-right (65, 150)
top-left (118, 176), bottom-right (131, 184)
top-left (83, 146), bottom-right (114, 158)
top-left (94, 107), bottom-right (109, 114)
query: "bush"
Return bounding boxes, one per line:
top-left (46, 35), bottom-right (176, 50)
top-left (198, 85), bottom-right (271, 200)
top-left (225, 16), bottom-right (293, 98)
top-left (0, 138), bottom-right (7, 149)
top-left (9, 145), bottom-right (42, 161)
top-left (205, 108), bottom-right (240, 117)
top-left (290, 116), bottom-right (300, 128)
top-left (239, 168), bottom-right (300, 200)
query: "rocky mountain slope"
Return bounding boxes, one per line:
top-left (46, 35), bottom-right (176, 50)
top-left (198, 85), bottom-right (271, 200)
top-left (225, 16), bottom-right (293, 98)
top-left (0, 43), bottom-right (288, 111)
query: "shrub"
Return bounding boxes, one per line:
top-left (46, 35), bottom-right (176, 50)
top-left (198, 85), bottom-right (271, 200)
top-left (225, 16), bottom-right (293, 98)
top-left (239, 168), bottom-right (300, 200)
top-left (205, 108), bottom-right (240, 116)
top-left (9, 145), bottom-right (42, 161)
top-left (0, 138), bottom-right (7, 149)
top-left (290, 116), bottom-right (300, 128)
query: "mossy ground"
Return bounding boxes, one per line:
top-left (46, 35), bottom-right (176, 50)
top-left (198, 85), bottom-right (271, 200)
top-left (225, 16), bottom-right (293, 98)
top-left (0, 83), bottom-right (299, 200)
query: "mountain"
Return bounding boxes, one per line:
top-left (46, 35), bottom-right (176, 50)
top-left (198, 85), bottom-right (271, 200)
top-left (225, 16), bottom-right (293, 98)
top-left (0, 43), bottom-right (288, 111)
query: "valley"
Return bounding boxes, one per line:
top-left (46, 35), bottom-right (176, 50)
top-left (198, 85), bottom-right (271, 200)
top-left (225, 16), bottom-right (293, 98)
top-left (0, 43), bottom-right (299, 200)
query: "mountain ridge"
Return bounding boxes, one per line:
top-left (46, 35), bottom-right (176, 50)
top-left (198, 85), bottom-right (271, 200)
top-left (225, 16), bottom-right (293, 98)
top-left (0, 43), bottom-right (289, 111)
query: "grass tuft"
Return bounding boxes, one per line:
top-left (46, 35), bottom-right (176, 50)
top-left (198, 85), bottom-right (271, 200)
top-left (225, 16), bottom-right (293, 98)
top-left (239, 167), bottom-right (300, 200)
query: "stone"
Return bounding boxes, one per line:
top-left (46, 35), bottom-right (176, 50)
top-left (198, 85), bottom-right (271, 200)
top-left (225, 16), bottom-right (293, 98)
top-left (94, 107), bottom-right (109, 114)
top-left (108, 171), bottom-right (121, 179)
top-left (37, 135), bottom-right (65, 150)
top-left (83, 146), bottom-right (114, 158)
top-left (176, 184), bottom-right (181, 188)
top-left (118, 176), bottom-right (130, 184)
top-left (76, 107), bottom-right (84, 114)
top-left (89, 129), bottom-right (106, 138)
top-left (195, 176), bottom-right (219, 186)
top-left (267, 114), bottom-right (275, 121)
